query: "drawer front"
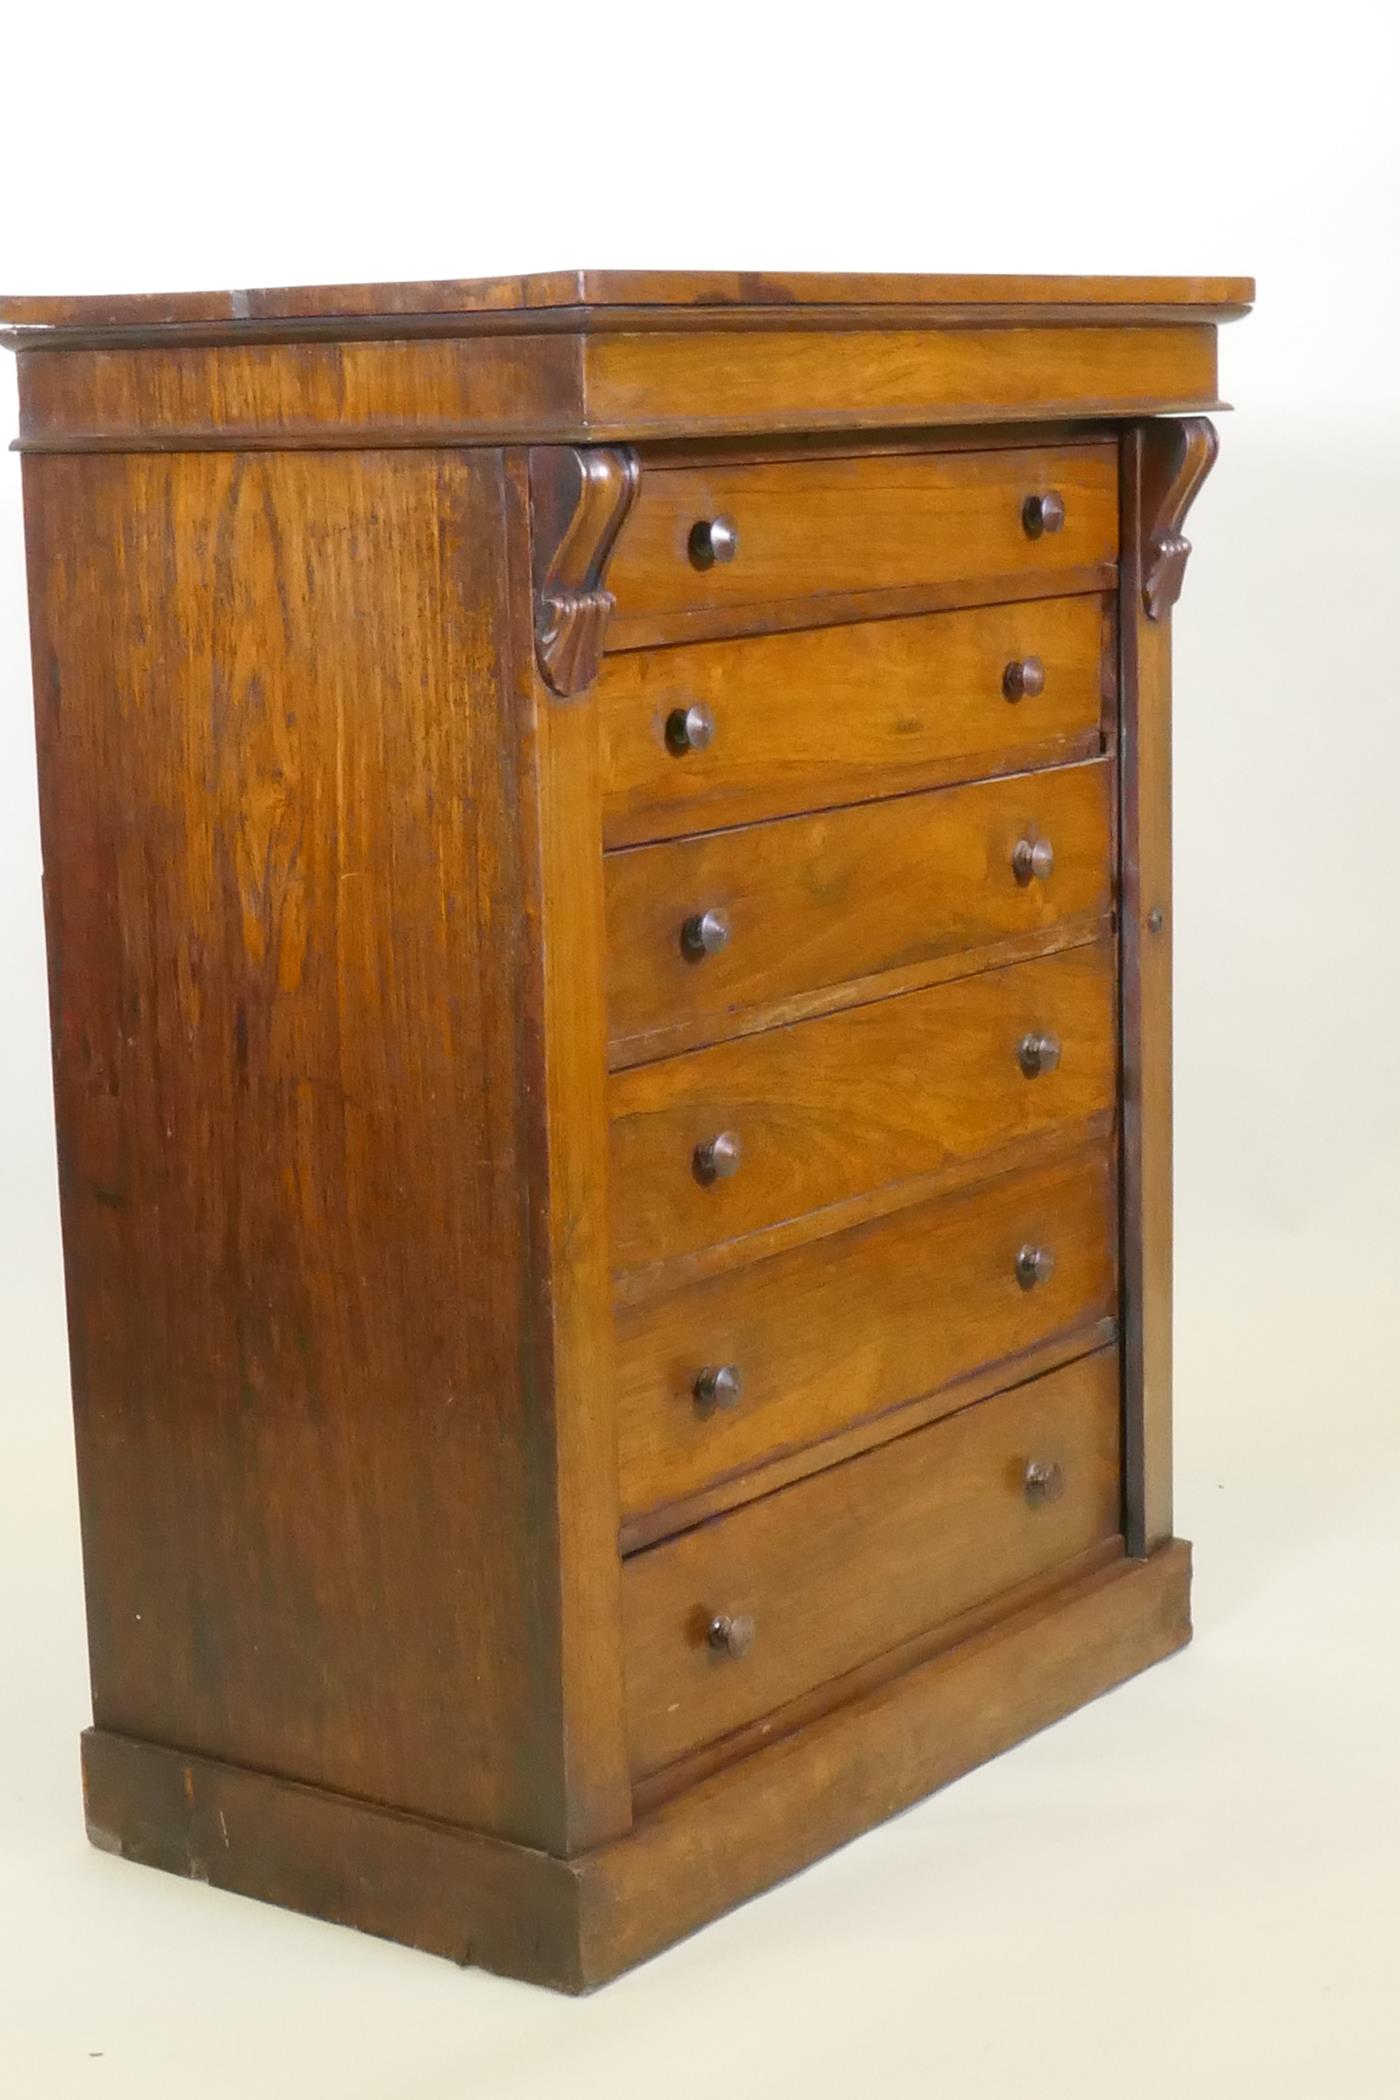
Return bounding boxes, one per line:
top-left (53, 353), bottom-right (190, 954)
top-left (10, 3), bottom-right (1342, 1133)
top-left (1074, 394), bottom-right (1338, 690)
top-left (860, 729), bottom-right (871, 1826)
top-left (606, 445), bottom-right (1118, 623)
top-left (616, 1147), bottom-right (1117, 1524)
top-left (622, 1347), bottom-right (1122, 1778)
top-left (606, 758), bottom-right (1112, 1058)
top-left (609, 940), bottom-right (1116, 1273)
top-left (598, 594), bottom-right (1110, 849)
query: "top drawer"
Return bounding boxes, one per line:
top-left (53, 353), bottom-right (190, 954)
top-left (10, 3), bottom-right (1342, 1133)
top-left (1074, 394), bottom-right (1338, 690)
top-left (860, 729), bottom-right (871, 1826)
top-left (605, 444), bottom-right (1119, 625)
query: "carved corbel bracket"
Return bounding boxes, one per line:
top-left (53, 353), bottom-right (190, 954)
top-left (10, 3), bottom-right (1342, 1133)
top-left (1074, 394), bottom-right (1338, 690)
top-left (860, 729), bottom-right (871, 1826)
top-left (1140, 416), bottom-right (1219, 621)
top-left (530, 446), bottom-right (640, 697)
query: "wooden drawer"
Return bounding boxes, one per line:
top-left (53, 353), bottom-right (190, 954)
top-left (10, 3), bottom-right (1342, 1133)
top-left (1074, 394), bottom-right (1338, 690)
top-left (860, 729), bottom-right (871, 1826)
top-left (606, 758), bottom-right (1112, 1060)
top-left (622, 1347), bottom-right (1123, 1779)
top-left (606, 444), bottom-right (1119, 625)
top-left (616, 1147), bottom-right (1117, 1527)
top-left (598, 593), bottom-right (1111, 849)
top-left (609, 939), bottom-right (1116, 1273)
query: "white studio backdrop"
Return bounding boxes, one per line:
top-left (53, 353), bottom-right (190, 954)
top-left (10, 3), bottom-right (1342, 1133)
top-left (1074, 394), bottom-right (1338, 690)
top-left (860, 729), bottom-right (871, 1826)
top-left (1, 4), bottom-right (1398, 2096)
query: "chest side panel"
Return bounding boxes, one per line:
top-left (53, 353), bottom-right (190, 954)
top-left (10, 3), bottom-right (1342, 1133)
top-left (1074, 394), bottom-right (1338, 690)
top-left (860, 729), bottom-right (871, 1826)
top-left (25, 446), bottom-right (560, 1842)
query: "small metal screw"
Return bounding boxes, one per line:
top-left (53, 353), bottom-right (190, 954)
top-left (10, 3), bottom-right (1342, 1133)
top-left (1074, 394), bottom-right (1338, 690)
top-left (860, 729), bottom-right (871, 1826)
top-left (1147, 908), bottom-right (1164, 934)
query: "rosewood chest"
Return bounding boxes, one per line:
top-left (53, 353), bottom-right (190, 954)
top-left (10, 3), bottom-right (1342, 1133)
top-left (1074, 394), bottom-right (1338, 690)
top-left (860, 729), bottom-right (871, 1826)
top-left (0, 269), bottom-right (1251, 1989)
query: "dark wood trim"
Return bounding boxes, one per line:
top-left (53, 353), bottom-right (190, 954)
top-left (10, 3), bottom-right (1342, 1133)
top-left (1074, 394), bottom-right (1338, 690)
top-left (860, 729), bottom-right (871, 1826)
top-left (1, 306), bottom-right (1254, 355)
top-left (507, 452), bottom-right (633, 1849)
top-left (1140, 416), bottom-right (1220, 619)
top-left (81, 1725), bottom-right (589, 1990)
top-left (529, 446), bottom-right (640, 697)
top-left (80, 1539), bottom-right (1191, 1992)
top-left (10, 406), bottom-right (1231, 459)
top-left (0, 267), bottom-right (1257, 340)
top-left (1118, 421), bottom-right (1206, 1555)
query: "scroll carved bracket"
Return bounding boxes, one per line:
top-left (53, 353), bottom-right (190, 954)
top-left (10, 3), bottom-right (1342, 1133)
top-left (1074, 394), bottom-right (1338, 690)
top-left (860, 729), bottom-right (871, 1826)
top-left (529, 446), bottom-right (640, 698)
top-left (1139, 416), bottom-right (1219, 621)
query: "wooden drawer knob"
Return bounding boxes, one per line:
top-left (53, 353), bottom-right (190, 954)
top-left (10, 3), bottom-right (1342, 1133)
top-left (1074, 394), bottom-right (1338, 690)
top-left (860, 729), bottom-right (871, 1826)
top-left (694, 1363), bottom-right (743, 1411)
top-left (681, 907), bottom-right (731, 959)
top-left (1022, 491), bottom-right (1066, 539)
top-left (1015, 1244), bottom-right (1056, 1291)
top-left (1023, 1458), bottom-right (1066, 1507)
top-left (688, 515), bottom-right (740, 569)
top-left (666, 702), bottom-right (716, 754)
top-left (1012, 837), bottom-right (1055, 884)
top-left (1002, 655), bottom-right (1046, 701)
top-left (707, 1611), bottom-right (756, 1658)
top-left (1017, 1030), bottom-right (1062, 1078)
top-left (694, 1130), bottom-right (743, 1183)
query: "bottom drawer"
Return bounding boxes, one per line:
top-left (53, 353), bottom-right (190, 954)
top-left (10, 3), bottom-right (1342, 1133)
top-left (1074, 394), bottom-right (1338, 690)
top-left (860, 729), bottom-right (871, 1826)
top-left (622, 1347), bottom-right (1122, 1780)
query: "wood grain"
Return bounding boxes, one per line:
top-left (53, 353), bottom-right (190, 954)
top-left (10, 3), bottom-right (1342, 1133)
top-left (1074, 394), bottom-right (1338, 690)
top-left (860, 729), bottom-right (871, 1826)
top-left (2, 268), bottom-right (1242, 1988)
top-left (78, 1539), bottom-right (1192, 1990)
top-left (599, 592), bottom-right (1110, 847)
top-left (615, 1146), bottom-right (1117, 1526)
top-left (23, 446), bottom-right (580, 1848)
top-left (508, 450), bottom-right (631, 1849)
top-left (0, 269), bottom-right (1255, 331)
top-left (622, 1348), bottom-right (1122, 1777)
top-left (589, 1538), bottom-right (1190, 1983)
top-left (607, 445), bottom-right (1119, 620)
top-left (586, 327), bottom-right (1220, 439)
top-left (605, 758), bottom-right (1112, 1057)
top-left (608, 940), bottom-right (1117, 1272)
top-left (15, 337), bottom-right (580, 448)
top-left (633, 1531), bottom-right (1126, 1807)
top-left (1117, 422), bottom-right (1215, 1553)
top-left (604, 567), bottom-right (1118, 686)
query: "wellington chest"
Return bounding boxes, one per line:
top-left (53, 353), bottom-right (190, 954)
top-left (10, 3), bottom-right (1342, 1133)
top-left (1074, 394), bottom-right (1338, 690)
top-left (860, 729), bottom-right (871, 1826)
top-left (0, 268), bottom-right (1251, 1989)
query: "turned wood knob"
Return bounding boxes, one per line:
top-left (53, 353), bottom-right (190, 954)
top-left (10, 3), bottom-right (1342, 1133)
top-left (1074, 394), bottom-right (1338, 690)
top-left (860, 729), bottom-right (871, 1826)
top-left (1016, 1244), bottom-right (1056, 1291)
top-left (1012, 838), bottom-right (1055, 884)
top-left (707, 1612), bottom-right (756, 1658)
top-left (666, 702), bottom-right (716, 754)
top-left (694, 1363), bottom-right (743, 1410)
top-left (1002, 655), bottom-right (1046, 701)
top-left (681, 907), bottom-right (731, 959)
top-left (694, 1130), bottom-right (743, 1183)
top-left (1023, 1458), bottom-right (1066, 1507)
top-left (1022, 491), bottom-right (1066, 539)
top-left (1018, 1031), bottom-right (1062, 1078)
top-left (688, 515), bottom-right (740, 569)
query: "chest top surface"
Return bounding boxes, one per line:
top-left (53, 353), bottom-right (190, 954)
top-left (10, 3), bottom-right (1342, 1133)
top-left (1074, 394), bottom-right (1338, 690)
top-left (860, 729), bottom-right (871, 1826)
top-left (0, 271), bottom-right (1253, 447)
top-left (0, 269), bottom-right (1255, 332)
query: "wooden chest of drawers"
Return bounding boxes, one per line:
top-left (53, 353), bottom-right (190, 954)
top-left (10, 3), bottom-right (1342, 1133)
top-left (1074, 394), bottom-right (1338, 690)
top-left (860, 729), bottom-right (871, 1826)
top-left (0, 268), bottom-right (1251, 1990)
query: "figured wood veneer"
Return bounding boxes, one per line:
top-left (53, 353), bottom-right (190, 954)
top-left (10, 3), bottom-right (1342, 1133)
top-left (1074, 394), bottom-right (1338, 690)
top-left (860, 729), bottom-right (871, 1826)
top-left (597, 590), bottom-right (1112, 845)
top-left (608, 940), bottom-right (1118, 1271)
top-left (606, 445), bottom-right (1119, 617)
top-left (605, 757), bottom-right (1113, 1057)
top-left (614, 1145), bottom-right (1118, 1526)
top-left (622, 1348), bottom-right (1123, 1778)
